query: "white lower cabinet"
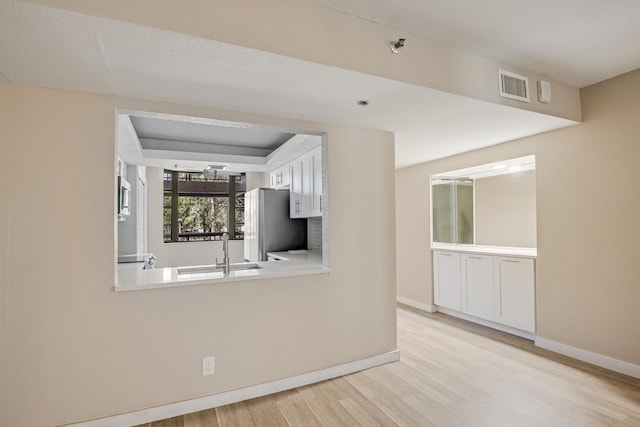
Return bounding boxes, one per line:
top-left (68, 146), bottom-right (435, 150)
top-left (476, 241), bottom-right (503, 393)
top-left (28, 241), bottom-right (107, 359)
top-left (461, 254), bottom-right (494, 321)
top-left (493, 257), bottom-right (535, 332)
top-left (433, 250), bottom-right (535, 334)
top-left (433, 251), bottom-right (461, 311)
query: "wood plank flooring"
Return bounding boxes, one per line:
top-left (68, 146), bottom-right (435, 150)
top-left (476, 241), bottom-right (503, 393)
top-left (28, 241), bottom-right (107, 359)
top-left (136, 305), bottom-right (640, 426)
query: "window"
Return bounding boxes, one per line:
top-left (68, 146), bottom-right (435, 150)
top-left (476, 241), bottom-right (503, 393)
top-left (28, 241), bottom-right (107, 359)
top-left (163, 171), bottom-right (245, 242)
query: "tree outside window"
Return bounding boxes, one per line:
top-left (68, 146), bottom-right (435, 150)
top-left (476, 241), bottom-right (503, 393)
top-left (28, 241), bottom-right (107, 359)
top-left (163, 171), bottom-right (245, 242)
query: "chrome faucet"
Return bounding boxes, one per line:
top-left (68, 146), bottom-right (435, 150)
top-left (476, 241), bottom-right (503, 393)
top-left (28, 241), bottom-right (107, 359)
top-left (217, 232), bottom-right (230, 273)
top-left (142, 255), bottom-right (156, 270)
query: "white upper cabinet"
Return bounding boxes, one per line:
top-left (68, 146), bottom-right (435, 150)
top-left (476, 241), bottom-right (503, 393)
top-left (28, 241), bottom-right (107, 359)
top-left (289, 153), bottom-right (309, 218)
top-left (289, 145), bottom-right (322, 218)
top-left (309, 146), bottom-right (322, 217)
top-left (270, 163), bottom-right (290, 190)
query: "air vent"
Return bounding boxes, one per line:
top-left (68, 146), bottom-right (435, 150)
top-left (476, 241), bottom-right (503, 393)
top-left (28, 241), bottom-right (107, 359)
top-left (498, 69), bottom-right (530, 103)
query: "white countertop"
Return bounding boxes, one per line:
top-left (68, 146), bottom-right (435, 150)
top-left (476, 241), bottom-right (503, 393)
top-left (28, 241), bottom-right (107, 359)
top-left (431, 243), bottom-right (537, 258)
top-left (266, 250), bottom-right (323, 263)
top-left (118, 253), bottom-right (153, 263)
top-left (116, 251), bottom-right (327, 292)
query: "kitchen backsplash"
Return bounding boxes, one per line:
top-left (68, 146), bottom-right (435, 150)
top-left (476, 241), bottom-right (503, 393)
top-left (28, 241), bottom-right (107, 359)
top-left (308, 217), bottom-right (322, 252)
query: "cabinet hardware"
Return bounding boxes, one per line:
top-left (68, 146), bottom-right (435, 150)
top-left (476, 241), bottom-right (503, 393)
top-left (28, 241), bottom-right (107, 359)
top-left (468, 256), bottom-right (482, 259)
top-left (503, 259), bottom-right (519, 263)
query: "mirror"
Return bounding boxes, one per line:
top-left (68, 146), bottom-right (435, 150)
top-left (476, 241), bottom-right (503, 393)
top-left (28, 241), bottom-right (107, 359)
top-left (431, 178), bottom-right (474, 244)
top-left (432, 155), bottom-right (536, 248)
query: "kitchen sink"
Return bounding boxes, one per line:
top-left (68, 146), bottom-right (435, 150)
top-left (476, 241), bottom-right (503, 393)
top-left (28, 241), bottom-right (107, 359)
top-left (177, 263), bottom-right (263, 275)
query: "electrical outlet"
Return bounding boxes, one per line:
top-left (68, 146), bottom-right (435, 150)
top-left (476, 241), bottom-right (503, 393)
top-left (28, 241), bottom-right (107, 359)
top-left (202, 356), bottom-right (215, 376)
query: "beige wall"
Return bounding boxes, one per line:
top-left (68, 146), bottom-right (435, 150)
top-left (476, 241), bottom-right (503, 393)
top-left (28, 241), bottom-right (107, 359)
top-left (245, 171), bottom-right (269, 191)
top-left (396, 68), bottom-right (640, 366)
top-left (0, 85), bottom-right (9, 427)
top-left (396, 164), bottom-right (433, 305)
top-left (26, 0), bottom-right (580, 122)
top-left (5, 85), bottom-right (397, 426)
top-left (475, 169), bottom-right (537, 247)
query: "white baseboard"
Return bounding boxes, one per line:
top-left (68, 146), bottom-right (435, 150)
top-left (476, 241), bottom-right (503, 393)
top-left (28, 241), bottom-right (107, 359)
top-left (535, 337), bottom-right (640, 379)
top-left (65, 349), bottom-right (401, 427)
top-left (396, 296), bottom-right (438, 313)
top-left (437, 307), bottom-right (535, 340)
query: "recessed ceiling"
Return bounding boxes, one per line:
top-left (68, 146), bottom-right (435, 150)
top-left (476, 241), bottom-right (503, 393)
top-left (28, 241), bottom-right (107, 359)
top-left (3, 1), bottom-right (634, 169)
top-left (130, 116), bottom-right (294, 152)
top-left (118, 113), bottom-right (321, 173)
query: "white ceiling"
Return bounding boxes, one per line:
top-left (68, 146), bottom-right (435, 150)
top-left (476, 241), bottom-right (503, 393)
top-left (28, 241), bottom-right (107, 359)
top-left (313, 0), bottom-right (640, 88)
top-left (1, 1), bottom-right (637, 169)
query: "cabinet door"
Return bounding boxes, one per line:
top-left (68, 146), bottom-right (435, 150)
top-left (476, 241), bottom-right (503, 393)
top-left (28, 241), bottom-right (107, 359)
top-left (493, 257), bottom-right (535, 332)
top-left (289, 155), bottom-right (309, 218)
top-left (461, 254), bottom-right (494, 320)
top-left (270, 164), bottom-right (290, 189)
top-left (433, 251), bottom-right (461, 311)
top-left (310, 146), bottom-right (322, 217)
top-left (280, 164), bottom-right (290, 189)
top-left (301, 153), bottom-right (312, 216)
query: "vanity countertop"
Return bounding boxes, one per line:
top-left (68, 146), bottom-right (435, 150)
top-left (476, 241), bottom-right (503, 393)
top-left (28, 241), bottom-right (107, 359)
top-left (431, 243), bottom-right (537, 258)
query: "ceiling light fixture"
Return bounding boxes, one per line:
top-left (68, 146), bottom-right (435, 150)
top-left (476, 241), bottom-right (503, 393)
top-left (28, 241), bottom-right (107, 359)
top-left (203, 164), bottom-right (242, 179)
top-left (203, 164), bottom-right (226, 179)
top-left (390, 38), bottom-right (406, 54)
top-left (357, 100), bottom-right (369, 107)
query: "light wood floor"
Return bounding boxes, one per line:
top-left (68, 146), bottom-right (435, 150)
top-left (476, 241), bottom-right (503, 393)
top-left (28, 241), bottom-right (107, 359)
top-left (136, 305), bottom-right (640, 426)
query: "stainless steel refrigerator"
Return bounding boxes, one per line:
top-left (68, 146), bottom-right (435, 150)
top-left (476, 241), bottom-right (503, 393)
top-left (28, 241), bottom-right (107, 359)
top-left (243, 188), bottom-right (307, 262)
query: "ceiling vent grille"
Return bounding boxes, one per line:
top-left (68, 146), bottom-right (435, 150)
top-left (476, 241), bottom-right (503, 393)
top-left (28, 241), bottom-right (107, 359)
top-left (498, 69), bottom-right (529, 103)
